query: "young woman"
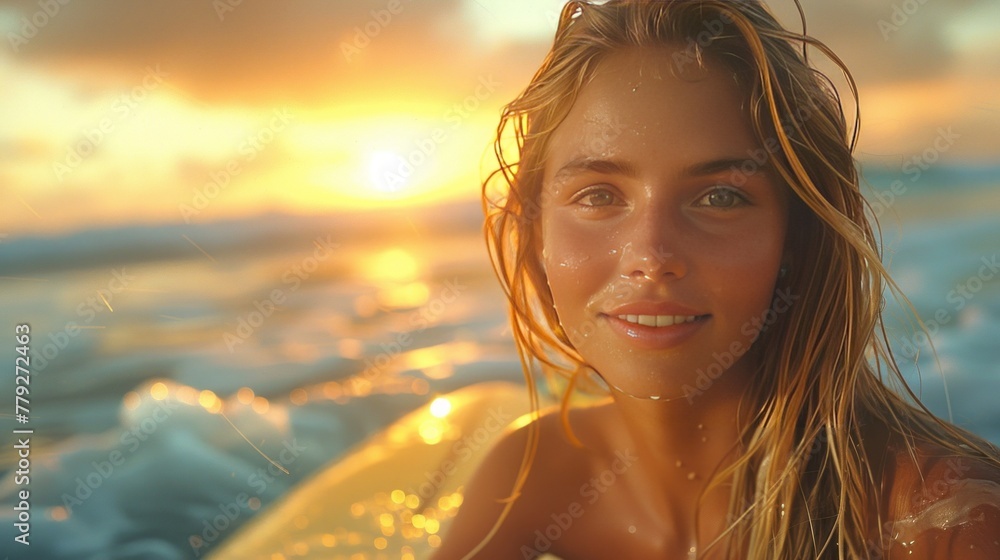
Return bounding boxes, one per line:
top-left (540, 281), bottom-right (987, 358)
top-left (433, 1), bottom-right (1000, 558)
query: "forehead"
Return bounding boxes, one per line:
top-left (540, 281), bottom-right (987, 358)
top-left (545, 46), bottom-right (759, 172)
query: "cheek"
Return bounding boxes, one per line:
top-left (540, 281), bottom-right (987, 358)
top-left (541, 215), bottom-right (617, 319)
top-left (704, 219), bottom-right (786, 314)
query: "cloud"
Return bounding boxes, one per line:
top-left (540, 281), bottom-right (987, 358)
top-left (772, 0), bottom-right (997, 83)
top-left (3, 0), bottom-right (994, 106)
top-left (1, 0), bottom-right (478, 105)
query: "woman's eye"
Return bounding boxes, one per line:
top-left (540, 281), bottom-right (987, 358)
top-left (696, 187), bottom-right (747, 209)
top-left (574, 188), bottom-right (619, 208)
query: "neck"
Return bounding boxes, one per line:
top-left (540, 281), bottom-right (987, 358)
top-left (610, 369), bottom-right (750, 484)
top-left (605, 359), bottom-right (756, 547)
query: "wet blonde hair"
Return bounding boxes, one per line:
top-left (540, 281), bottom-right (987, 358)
top-left (481, 0), bottom-right (999, 558)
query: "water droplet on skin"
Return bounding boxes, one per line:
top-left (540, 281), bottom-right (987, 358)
top-left (628, 525), bottom-right (636, 534)
top-left (558, 253), bottom-right (591, 269)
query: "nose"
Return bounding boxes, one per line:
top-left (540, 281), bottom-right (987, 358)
top-left (617, 209), bottom-right (687, 281)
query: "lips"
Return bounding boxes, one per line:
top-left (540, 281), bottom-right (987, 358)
top-left (598, 301), bottom-right (710, 349)
top-left (604, 301), bottom-right (707, 319)
top-left (615, 314), bottom-right (700, 327)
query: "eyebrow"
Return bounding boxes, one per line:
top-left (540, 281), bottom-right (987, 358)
top-left (687, 158), bottom-right (771, 176)
top-left (551, 157), bottom-right (639, 182)
top-left (550, 156), bottom-right (771, 182)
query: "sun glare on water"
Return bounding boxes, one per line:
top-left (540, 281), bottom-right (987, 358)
top-left (356, 247), bottom-right (431, 310)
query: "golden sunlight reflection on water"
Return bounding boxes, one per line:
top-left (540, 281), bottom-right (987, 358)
top-left (363, 248), bottom-right (420, 283)
top-left (400, 341), bottom-right (480, 378)
top-left (355, 247), bottom-right (432, 310)
top-left (376, 282), bottom-right (430, 309)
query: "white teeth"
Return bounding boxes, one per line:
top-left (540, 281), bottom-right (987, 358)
top-left (616, 314), bottom-right (699, 327)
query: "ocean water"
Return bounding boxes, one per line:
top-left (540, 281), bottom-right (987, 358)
top-left (0, 170), bottom-right (998, 559)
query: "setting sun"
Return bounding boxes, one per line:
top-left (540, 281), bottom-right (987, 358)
top-left (368, 150), bottom-right (411, 194)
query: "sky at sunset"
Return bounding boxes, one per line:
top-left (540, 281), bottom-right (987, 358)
top-left (2, 0), bottom-right (998, 235)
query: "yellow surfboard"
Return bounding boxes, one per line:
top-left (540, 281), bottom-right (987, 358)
top-left (206, 381), bottom-right (562, 559)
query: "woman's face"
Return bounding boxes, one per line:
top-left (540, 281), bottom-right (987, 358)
top-left (540, 46), bottom-right (789, 399)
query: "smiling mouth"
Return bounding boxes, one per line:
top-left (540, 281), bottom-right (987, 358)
top-left (612, 314), bottom-right (708, 327)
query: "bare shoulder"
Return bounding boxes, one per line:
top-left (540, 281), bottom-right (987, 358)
top-left (884, 441), bottom-right (1000, 559)
top-left (431, 401), bottom-right (612, 559)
